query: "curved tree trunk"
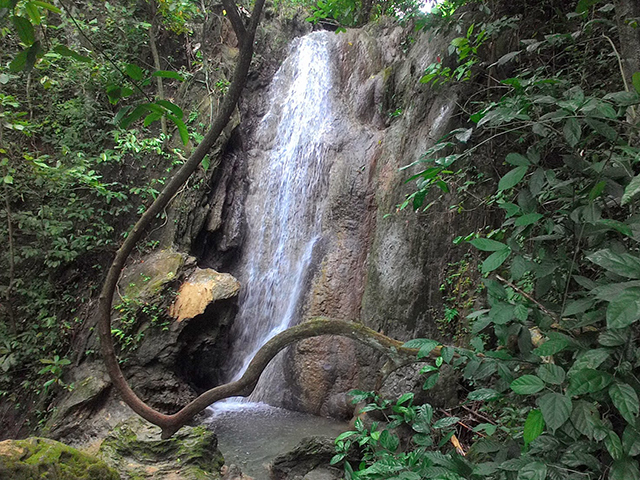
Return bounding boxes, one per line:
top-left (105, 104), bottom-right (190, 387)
top-left (97, 0), bottom-right (266, 438)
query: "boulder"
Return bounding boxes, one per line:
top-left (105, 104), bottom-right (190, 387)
top-left (269, 436), bottom-right (343, 480)
top-left (170, 268), bottom-right (241, 322)
top-left (99, 416), bottom-right (224, 479)
top-left (0, 437), bottom-right (119, 480)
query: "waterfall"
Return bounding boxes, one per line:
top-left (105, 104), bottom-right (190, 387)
top-left (222, 31), bottom-right (337, 405)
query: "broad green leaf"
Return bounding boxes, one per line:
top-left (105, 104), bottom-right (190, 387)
top-left (562, 298), bottom-right (595, 317)
top-left (53, 45), bottom-right (92, 63)
top-left (143, 112), bottom-right (163, 127)
top-left (125, 63), bottom-right (144, 81)
top-left (623, 174), bottom-right (640, 205)
top-left (567, 368), bottom-right (612, 396)
top-left (12, 15), bottom-right (35, 46)
top-left (423, 372), bottom-right (439, 390)
top-left (403, 338), bottom-right (439, 358)
top-left (498, 166), bottom-right (528, 191)
top-left (120, 105), bottom-right (148, 128)
top-left (432, 416), bottom-right (460, 429)
top-left (537, 364), bottom-right (565, 385)
top-left (506, 153), bottom-right (530, 166)
top-left (156, 99), bottom-right (183, 119)
top-left (515, 213), bottom-right (543, 227)
top-left (469, 238), bottom-right (508, 252)
top-left (634, 72), bottom-right (640, 95)
top-left (606, 430), bottom-right (624, 460)
top-left (538, 393), bottom-right (572, 433)
top-left (587, 249), bottom-right (640, 279)
top-left (468, 388), bottom-right (501, 401)
top-left (576, 0), bottom-right (604, 14)
top-left (151, 70), bottom-right (185, 81)
top-left (31, 0), bottom-right (61, 13)
top-left (609, 458), bottom-right (640, 480)
top-left (585, 118), bottom-right (618, 141)
top-left (523, 409), bottom-right (545, 446)
top-left (379, 429), bottom-right (399, 451)
top-left (623, 426), bottom-right (640, 456)
top-left (599, 329), bottom-right (628, 347)
top-left (607, 287), bottom-right (640, 329)
top-left (609, 382), bottom-right (639, 424)
top-left (517, 462), bottom-right (546, 480)
top-left (25, 2), bottom-right (41, 24)
top-left (3, 175), bottom-right (14, 184)
top-left (532, 335), bottom-right (572, 356)
top-left (571, 400), bottom-right (600, 439)
top-left (569, 348), bottom-right (610, 376)
top-left (510, 375), bottom-right (545, 394)
top-left (167, 114), bottom-right (189, 145)
top-left (563, 117), bottom-right (582, 148)
top-left (482, 248), bottom-right (511, 274)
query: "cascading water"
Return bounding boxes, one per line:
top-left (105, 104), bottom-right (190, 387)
top-left (222, 31), bottom-right (337, 404)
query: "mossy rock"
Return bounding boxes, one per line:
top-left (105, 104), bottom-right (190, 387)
top-left (118, 249), bottom-right (185, 300)
top-left (0, 437), bottom-right (120, 480)
top-left (99, 417), bottom-right (223, 479)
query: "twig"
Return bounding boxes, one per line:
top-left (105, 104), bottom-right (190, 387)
top-left (495, 275), bottom-right (558, 321)
top-left (438, 408), bottom-right (485, 437)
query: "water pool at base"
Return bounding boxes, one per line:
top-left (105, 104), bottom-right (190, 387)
top-left (204, 402), bottom-right (348, 479)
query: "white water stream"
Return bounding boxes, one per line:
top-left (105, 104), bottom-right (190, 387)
top-left (221, 31), bottom-right (337, 404)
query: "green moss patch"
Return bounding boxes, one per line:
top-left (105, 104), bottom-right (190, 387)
top-left (0, 437), bottom-right (120, 480)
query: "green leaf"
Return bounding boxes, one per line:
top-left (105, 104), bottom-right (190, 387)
top-left (432, 416), bottom-right (460, 429)
top-left (403, 338), bottom-right (439, 358)
top-left (567, 369), bottom-right (612, 396)
top-left (482, 248), bottom-right (511, 274)
top-left (25, 2), bottom-right (41, 24)
top-left (151, 70), bottom-right (185, 81)
top-left (468, 388), bottom-right (501, 401)
top-left (167, 114), bottom-right (189, 145)
top-left (498, 166), bottom-right (528, 192)
top-left (143, 112), bottom-right (163, 127)
top-left (599, 329), bottom-right (628, 347)
top-left (609, 382), bottom-right (639, 424)
top-left (606, 430), bottom-right (625, 460)
top-left (538, 393), bottom-right (572, 433)
top-left (511, 375), bottom-right (545, 394)
top-left (31, 1), bottom-right (61, 13)
top-left (12, 15), bottom-right (35, 46)
top-left (3, 175), bottom-right (14, 184)
top-left (623, 426), bottom-right (640, 456)
top-left (532, 335), bottom-right (572, 356)
top-left (569, 348), bottom-right (610, 376)
top-left (633, 72), bottom-right (640, 95)
top-left (379, 430), bottom-right (399, 451)
top-left (588, 249), bottom-right (640, 279)
top-left (517, 462), bottom-right (546, 480)
top-left (523, 409), bottom-right (545, 446)
top-left (156, 99), bottom-right (183, 119)
top-left (571, 400), bottom-right (600, 439)
top-left (125, 63), bottom-right (144, 81)
top-left (563, 117), bottom-right (582, 148)
top-left (469, 238), bottom-right (508, 251)
top-left (423, 373), bottom-right (439, 390)
top-left (53, 45), bottom-right (92, 63)
top-left (506, 153), bottom-right (530, 167)
top-left (623, 175), bottom-right (640, 206)
top-left (515, 213), bottom-right (543, 227)
top-left (537, 364), bottom-right (565, 385)
top-left (607, 287), bottom-right (640, 329)
top-left (609, 458), bottom-right (640, 480)
top-left (120, 105), bottom-right (148, 128)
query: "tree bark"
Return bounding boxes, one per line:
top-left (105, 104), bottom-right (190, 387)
top-left (97, 0), bottom-right (265, 438)
top-left (615, 0), bottom-right (640, 91)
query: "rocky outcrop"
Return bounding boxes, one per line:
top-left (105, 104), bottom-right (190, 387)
top-left (269, 436), bottom-right (343, 480)
top-left (0, 437), bottom-right (120, 480)
top-left (99, 417), bottom-right (224, 479)
top-left (170, 269), bottom-right (241, 322)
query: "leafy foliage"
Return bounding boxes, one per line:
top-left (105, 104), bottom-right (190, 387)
top-left (338, 0), bottom-right (640, 479)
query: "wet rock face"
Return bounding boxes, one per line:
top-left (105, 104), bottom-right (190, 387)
top-left (0, 437), bottom-right (120, 480)
top-left (269, 436), bottom-right (343, 480)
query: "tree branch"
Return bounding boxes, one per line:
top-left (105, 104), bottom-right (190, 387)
top-left (221, 0), bottom-right (247, 46)
top-left (97, 0), bottom-right (265, 439)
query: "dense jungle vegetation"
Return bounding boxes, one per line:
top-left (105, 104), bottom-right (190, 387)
top-left (2, 0), bottom-right (640, 478)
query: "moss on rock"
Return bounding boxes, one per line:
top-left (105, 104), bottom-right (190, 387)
top-left (0, 437), bottom-right (120, 480)
top-left (99, 417), bottom-right (223, 479)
